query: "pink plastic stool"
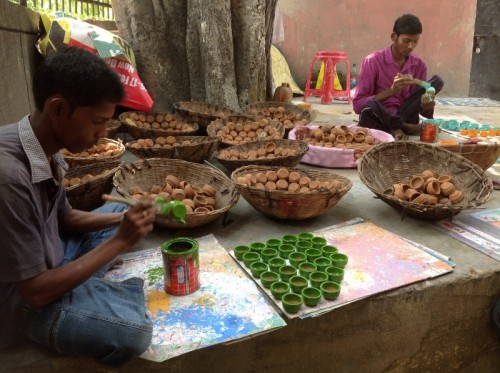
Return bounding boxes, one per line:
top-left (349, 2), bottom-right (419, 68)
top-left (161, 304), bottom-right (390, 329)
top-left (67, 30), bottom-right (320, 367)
top-left (303, 51), bottom-right (351, 104)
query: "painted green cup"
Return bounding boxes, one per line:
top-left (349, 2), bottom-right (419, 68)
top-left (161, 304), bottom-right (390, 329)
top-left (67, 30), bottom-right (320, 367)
top-left (278, 243), bottom-right (295, 259)
top-left (266, 238), bottom-right (282, 249)
top-left (260, 271), bottom-right (279, 288)
top-left (325, 266), bottom-right (344, 283)
top-left (311, 236), bottom-right (327, 249)
top-left (321, 245), bottom-right (338, 256)
top-left (269, 257), bottom-right (286, 273)
top-left (250, 261), bottom-right (268, 278)
top-left (309, 271), bottom-right (329, 289)
top-left (242, 251), bottom-right (261, 268)
top-left (305, 248), bottom-right (322, 262)
top-left (301, 286), bottom-right (322, 307)
top-left (261, 248), bottom-right (279, 263)
top-left (295, 240), bottom-right (313, 253)
top-left (282, 235), bottom-right (298, 245)
top-left (289, 275), bottom-right (308, 294)
top-left (234, 245), bottom-right (250, 261)
top-left (288, 251), bottom-right (307, 268)
top-left (270, 281), bottom-right (290, 300)
top-left (321, 281), bottom-right (341, 301)
top-left (330, 253), bottom-right (349, 268)
top-left (279, 265), bottom-right (297, 282)
top-left (282, 292), bottom-right (303, 314)
top-left (313, 256), bottom-right (332, 272)
top-left (250, 242), bottom-right (266, 254)
top-left (298, 262), bottom-right (317, 279)
top-left (297, 232), bottom-right (314, 242)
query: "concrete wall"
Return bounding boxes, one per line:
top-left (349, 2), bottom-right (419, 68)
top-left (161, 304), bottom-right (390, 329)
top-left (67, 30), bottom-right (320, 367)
top-left (277, 0), bottom-right (477, 97)
top-left (0, 1), bottom-right (40, 126)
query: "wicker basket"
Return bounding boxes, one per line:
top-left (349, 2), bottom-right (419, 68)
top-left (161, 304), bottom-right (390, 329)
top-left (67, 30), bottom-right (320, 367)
top-left (106, 119), bottom-right (123, 138)
top-left (173, 101), bottom-right (245, 132)
top-left (207, 117), bottom-right (285, 147)
top-left (62, 138), bottom-right (125, 168)
top-left (436, 142), bottom-right (500, 171)
top-left (126, 136), bottom-right (221, 163)
top-left (231, 165), bottom-right (352, 220)
top-left (118, 111), bottom-right (199, 139)
top-left (358, 141), bottom-right (493, 220)
top-left (65, 161), bottom-right (121, 211)
top-left (244, 101), bottom-right (312, 134)
top-left (113, 158), bottom-right (240, 229)
top-left (215, 139), bottom-right (309, 173)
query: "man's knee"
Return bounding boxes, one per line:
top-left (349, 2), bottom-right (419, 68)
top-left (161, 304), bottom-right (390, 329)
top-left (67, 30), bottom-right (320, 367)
top-left (430, 75), bottom-right (444, 92)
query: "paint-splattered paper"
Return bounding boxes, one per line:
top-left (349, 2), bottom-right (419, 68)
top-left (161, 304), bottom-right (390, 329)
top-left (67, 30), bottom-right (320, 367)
top-left (105, 234), bottom-right (286, 362)
top-left (232, 218), bottom-right (454, 319)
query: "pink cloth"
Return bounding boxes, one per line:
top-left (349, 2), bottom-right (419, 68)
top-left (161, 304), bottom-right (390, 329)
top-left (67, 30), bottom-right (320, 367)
top-left (288, 125), bottom-right (394, 168)
top-left (352, 45), bottom-right (427, 115)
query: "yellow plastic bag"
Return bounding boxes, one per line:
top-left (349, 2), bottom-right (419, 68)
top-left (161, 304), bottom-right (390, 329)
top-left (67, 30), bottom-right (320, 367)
top-left (315, 62), bottom-right (343, 90)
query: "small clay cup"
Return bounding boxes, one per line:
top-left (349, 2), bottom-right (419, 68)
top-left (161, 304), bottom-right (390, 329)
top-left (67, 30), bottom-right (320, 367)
top-left (330, 253), bottom-right (349, 268)
top-left (296, 240), bottom-right (313, 253)
top-left (297, 232), bottom-right (314, 241)
top-left (311, 236), bottom-right (327, 249)
top-left (260, 271), bottom-right (280, 288)
top-left (440, 182), bottom-right (456, 196)
top-left (305, 248), bottom-right (323, 262)
top-left (250, 241), bottom-right (266, 254)
top-left (313, 257), bottom-right (332, 272)
top-left (261, 248), bottom-right (279, 263)
top-left (282, 235), bottom-right (298, 244)
top-left (410, 176), bottom-right (425, 190)
top-left (242, 251), bottom-right (261, 268)
top-left (301, 287), bottom-right (322, 307)
top-left (426, 180), bottom-right (441, 195)
top-left (270, 281), bottom-right (290, 300)
top-left (325, 266), bottom-right (344, 283)
top-left (298, 262), bottom-right (318, 279)
top-left (289, 275), bottom-right (309, 294)
top-left (288, 251), bottom-right (307, 268)
top-left (234, 245), bottom-right (250, 261)
top-left (250, 261), bottom-right (268, 278)
top-left (266, 238), bottom-right (282, 249)
top-left (321, 245), bottom-right (338, 256)
top-left (281, 292), bottom-right (303, 314)
top-left (269, 257), bottom-right (286, 273)
top-left (279, 265), bottom-right (297, 282)
top-left (278, 243), bottom-right (295, 259)
top-left (309, 271), bottom-right (329, 289)
top-left (321, 281), bottom-right (341, 301)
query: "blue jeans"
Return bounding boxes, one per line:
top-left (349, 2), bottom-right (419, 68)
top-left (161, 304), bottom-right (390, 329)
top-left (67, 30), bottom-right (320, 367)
top-left (22, 203), bottom-right (152, 367)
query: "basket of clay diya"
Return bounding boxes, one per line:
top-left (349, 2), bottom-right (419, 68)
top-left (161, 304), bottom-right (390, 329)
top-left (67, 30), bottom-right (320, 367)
top-left (106, 119), bottom-right (123, 139)
top-left (118, 111), bottom-right (199, 140)
top-left (173, 101), bottom-right (245, 133)
top-left (244, 101), bottom-right (312, 135)
top-left (113, 158), bottom-right (240, 228)
top-left (435, 140), bottom-right (500, 171)
top-left (215, 139), bottom-right (309, 173)
top-left (61, 138), bottom-right (125, 168)
top-left (288, 124), bottom-right (394, 168)
top-left (64, 160), bottom-right (121, 211)
top-left (358, 141), bottom-right (493, 220)
top-left (231, 165), bottom-right (352, 220)
top-left (207, 116), bottom-right (285, 147)
top-left (125, 136), bottom-right (221, 163)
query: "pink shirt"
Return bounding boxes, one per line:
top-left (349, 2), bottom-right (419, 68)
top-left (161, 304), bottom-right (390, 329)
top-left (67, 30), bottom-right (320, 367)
top-left (353, 45), bottom-right (428, 114)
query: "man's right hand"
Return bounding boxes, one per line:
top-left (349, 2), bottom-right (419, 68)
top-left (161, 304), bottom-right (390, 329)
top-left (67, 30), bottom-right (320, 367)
top-left (115, 201), bottom-right (155, 250)
top-left (391, 73), bottom-right (414, 95)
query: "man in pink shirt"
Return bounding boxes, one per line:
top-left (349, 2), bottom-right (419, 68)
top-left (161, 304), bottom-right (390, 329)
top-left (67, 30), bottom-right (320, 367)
top-left (353, 14), bottom-right (443, 140)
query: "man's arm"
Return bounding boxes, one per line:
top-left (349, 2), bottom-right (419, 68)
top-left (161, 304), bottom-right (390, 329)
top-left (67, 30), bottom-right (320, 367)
top-left (58, 207), bottom-right (123, 234)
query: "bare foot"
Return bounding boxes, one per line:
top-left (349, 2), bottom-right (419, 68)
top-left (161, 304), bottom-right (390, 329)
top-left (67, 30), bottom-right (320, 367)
top-left (401, 122), bottom-right (421, 135)
top-left (390, 129), bottom-right (409, 141)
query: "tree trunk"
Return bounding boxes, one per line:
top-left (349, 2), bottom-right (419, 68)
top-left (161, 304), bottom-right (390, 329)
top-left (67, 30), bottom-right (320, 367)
top-left (111, 0), bottom-right (277, 112)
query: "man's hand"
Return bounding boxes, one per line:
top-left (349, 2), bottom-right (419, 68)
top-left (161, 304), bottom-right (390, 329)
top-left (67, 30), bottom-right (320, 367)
top-left (391, 73), bottom-right (414, 95)
top-left (115, 201), bottom-right (156, 250)
top-left (421, 91), bottom-right (436, 112)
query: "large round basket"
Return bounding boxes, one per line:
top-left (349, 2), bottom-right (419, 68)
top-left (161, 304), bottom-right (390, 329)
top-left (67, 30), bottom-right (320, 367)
top-left (62, 138), bottom-right (125, 168)
top-left (207, 117), bottom-right (285, 147)
top-left (231, 165), bottom-right (352, 220)
top-left (358, 141), bottom-right (493, 220)
top-left (106, 119), bottom-right (123, 139)
top-left (215, 139), bottom-right (309, 173)
top-left (65, 161), bottom-right (121, 211)
top-left (113, 158), bottom-right (240, 229)
top-left (173, 101), bottom-right (244, 133)
top-left (126, 136), bottom-right (221, 163)
top-left (436, 142), bottom-right (500, 171)
top-left (118, 111), bottom-right (199, 139)
top-left (244, 101), bottom-right (312, 135)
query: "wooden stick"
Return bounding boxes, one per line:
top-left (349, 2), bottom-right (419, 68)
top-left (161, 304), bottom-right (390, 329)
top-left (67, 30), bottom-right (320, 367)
top-left (102, 194), bottom-right (137, 207)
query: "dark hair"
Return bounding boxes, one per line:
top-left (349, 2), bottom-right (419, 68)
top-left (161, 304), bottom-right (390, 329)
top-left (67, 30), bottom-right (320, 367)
top-left (393, 14), bottom-right (422, 36)
top-left (32, 46), bottom-right (125, 112)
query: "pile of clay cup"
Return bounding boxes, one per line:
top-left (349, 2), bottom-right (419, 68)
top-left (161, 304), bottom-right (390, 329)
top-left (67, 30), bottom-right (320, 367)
top-left (387, 169), bottom-right (464, 205)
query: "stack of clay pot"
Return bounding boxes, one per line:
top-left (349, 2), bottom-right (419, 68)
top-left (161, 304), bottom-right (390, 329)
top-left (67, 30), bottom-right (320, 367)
top-left (128, 175), bottom-right (217, 214)
top-left (387, 169), bottom-right (465, 205)
top-left (217, 141), bottom-right (297, 161)
top-left (61, 141), bottom-right (122, 158)
top-left (246, 105), bottom-right (310, 131)
top-left (122, 112), bottom-right (195, 132)
top-left (63, 168), bottom-right (113, 188)
top-left (212, 117), bottom-right (283, 146)
top-left (235, 168), bottom-right (342, 193)
top-left (294, 125), bottom-right (379, 159)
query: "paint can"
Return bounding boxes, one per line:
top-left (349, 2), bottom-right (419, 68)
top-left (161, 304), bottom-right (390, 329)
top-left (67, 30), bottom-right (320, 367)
top-left (420, 119), bottom-right (439, 143)
top-left (161, 237), bottom-right (200, 296)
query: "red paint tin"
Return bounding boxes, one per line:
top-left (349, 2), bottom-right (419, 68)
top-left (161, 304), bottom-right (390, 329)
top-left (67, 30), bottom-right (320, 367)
top-left (161, 237), bottom-right (200, 296)
top-left (420, 120), bottom-right (439, 143)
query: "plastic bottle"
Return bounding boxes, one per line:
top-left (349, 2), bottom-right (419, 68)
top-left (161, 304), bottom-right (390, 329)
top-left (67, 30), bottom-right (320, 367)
top-left (350, 63), bottom-right (358, 89)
